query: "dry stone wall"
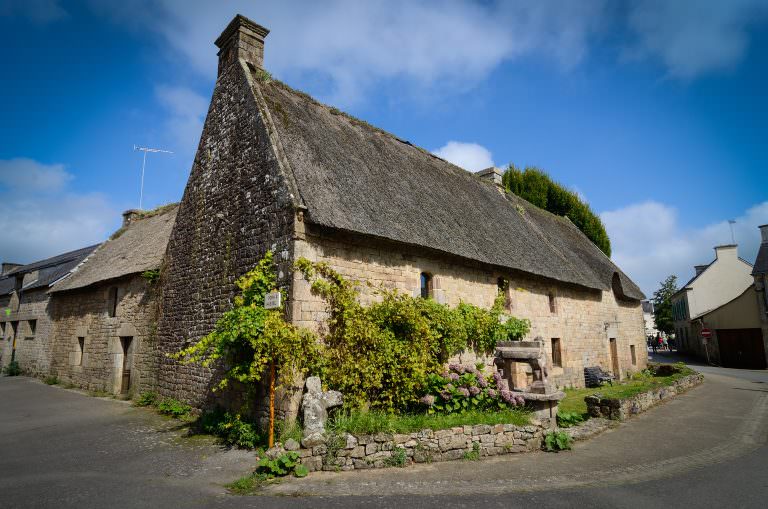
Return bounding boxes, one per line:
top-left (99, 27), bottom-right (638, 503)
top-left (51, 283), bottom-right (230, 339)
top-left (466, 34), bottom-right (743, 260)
top-left (156, 59), bottom-right (296, 411)
top-left (293, 226), bottom-right (647, 389)
top-left (50, 275), bottom-right (158, 395)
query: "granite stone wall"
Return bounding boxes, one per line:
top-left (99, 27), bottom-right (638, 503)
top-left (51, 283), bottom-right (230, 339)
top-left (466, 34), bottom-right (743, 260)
top-left (50, 275), bottom-right (159, 395)
top-left (155, 59), bottom-right (297, 411)
top-left (293, 226), bottom-right (647, 389)
top-left (0, 289), bottom-right (55, 376)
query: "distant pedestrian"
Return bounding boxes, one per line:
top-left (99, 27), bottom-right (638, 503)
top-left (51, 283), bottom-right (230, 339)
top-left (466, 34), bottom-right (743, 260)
top-left (651, 337), bottom-right (658, 353)
top-left (662, 336), bottom-right (669, 351)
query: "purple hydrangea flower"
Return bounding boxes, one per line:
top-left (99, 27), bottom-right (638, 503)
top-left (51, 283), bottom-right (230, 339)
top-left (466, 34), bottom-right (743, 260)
top-left (469, 386), bottom-right (481, 396)
top-left (440, 390), bottom-right (452, 401)
top-left (515, 396), bottom-right (525, 406)
top-left (501, 390), bottom-right (514, 404)
top-left (446, 384), bottom-right (455, 392)
top-left (487, 389), bottom-right (497, 398)
top-left (419, 394), bottom-right (436, 407)
top-left (449, 364), bottom-right (466, 374)
top-left (458, 387), bottom-right (470, 398)
top-left (477, 376), bottom-right (488, 388)
top-left (448, 373), bottom-right (460, 382)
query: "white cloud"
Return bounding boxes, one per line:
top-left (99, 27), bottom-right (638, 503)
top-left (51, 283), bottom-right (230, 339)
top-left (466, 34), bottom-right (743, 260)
top-left (0, 159), bottom-right (116, 264)
top-left (602, 200), bottom-right (768, 296)
top-left (155, 85), bottom-right (208, 155)
top-left (0, 0), bottom-right (67, 24)
top-left (432, 141), bottom-right (494, 172)
top-left (626, 0), bottom-right (768, 79)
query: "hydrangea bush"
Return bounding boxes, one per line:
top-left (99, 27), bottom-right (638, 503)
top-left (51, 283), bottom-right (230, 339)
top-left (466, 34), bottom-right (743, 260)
top-left (419, 364), bottom-right (525, 414)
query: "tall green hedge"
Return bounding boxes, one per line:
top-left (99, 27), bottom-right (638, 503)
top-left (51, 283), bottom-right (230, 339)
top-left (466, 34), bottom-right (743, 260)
top-left (502, 165), bottom-right (611, 256)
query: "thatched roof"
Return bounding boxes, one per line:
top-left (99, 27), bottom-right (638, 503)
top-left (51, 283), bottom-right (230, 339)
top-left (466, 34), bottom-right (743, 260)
top-left (52, 205), bottom-right (178, 293)
top-left (253, 76), bottom-right (644, 300)
top-left (0, 245), bottom-right (98, 296)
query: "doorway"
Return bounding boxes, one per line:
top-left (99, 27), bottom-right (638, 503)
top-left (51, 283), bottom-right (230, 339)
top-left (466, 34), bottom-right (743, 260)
top-left (609, 338), bottom-right (620, 378)
top-left (716, 329), bottom-right (767, 369)
top-left (119, 336), bottom-right (133, 394)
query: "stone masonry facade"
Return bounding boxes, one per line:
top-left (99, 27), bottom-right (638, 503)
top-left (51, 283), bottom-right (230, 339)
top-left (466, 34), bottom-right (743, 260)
top-left (293, 225), bottom-right (647, 389)
top-left (50, 275), bottom-right (159, 396)
top-left (0, 288), bottom-right (55, 377)
top-left (155, 56), bottom-right (297, 411)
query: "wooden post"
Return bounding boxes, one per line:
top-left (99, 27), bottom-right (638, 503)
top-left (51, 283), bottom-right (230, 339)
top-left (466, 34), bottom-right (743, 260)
top-left (268, 360), bottom-right (276, 448)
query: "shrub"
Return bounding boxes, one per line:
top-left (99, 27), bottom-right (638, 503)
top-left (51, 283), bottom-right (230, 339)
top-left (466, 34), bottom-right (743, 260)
top-left (3, 361), bottom-right (21, 376)
top-left (134, 391), bottom-right (159, 407)
top-left (543, 431), bottom-right (572, 452)
top-left (256, 451), bottom-right (307, 478)
top-left (199, 410), bottom-right (263, 449)
top-left (418, 364), bottom-right (525, 414)
top-left (156, 398), bottom-right (192, 418)
top-left (295, 258), bottom-right (530, 413)
top-left (463, 441), bottom-right (481, 461)
top-left (43, 375), bottom-right (59, 385)
top-left (556, 411), bottom-right (585, 428)
top-left (386, 446), bottom-right (408, 467)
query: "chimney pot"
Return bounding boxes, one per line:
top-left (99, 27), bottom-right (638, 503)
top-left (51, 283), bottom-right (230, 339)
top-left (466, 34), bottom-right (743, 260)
top-left (215, 14), bottom-right (270, 76)
top-left (759, 224), bottom-right (768, 243)
top-left (476, 166), bottom-right (504, 189)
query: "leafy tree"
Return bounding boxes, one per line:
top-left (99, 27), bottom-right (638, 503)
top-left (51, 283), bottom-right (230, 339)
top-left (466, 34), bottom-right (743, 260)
top-left (502, 164), bottom-right (611, 256)
top-left (171, 251), bottom-right (319, 447)
top-left (652, 275), bottom-right (678, 335)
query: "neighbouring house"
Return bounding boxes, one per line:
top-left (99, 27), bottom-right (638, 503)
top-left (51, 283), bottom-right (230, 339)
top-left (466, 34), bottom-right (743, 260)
top-left (49, 205), bottom-right (178, 395)
top-left (672, 244), bottom-right (754, 359)
top-left (0, 246), bottom-right (98, 375)
top-left (156, 15), bottom-right (648, 419)
top-left (642, 300), bottom-right (658, 338)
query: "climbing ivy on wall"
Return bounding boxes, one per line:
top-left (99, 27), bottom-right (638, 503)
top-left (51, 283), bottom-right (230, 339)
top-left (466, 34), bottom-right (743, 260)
top-left (503, 164), bottom-right (612, 256)
top-left (295, 258), bottom-right (530, 413)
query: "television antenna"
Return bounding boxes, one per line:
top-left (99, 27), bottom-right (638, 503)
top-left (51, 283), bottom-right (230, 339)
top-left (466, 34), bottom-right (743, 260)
top-left (728, 219), bottom-right (736, 244)
top-left (133, 145), bottom-right (173, 209)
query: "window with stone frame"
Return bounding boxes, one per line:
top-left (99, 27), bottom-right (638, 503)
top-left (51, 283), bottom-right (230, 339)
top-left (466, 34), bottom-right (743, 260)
top-left (76, 337), bottom-right (85, 366)
top-left (551, 338), bottom-right (562, 368)
top-left (548, 292), bottom-right (557, 314)
top-left (630, 345), bottom-right (637, 365)
top-left (107, 287), bottom-right (119, 318)
top-left (420, 272), bottom-right (433, 299)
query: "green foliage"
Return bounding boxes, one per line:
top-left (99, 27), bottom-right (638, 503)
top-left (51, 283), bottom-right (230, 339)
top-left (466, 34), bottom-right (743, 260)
top-left (503, 164), bottom-right (611, 256)
top-left (652, 275), bottom-right (678, 335)
top-left (199, 409), bottom-right (263, 449)
top-left (543, 431), bottom-right (572, 452)
top-left (141, 269), bottom-right (161, 284)
top-left (172, 251), bottom-right (320, 393)
top-left (329, 408), bottom-right (530, 435)
top-left (156, 398), bottom-right (192, 418)
top-left (295, 258), bottom-right (530, 412)
top-left (226, 472), bottom-right (273, 494)
top-left (3, 361), bottom-right (21, 376)
top-left (463, 441), bottom-right (481, 461)
top-left (386, 446), bottom-right (408, 467)
top-left (43, 375), bottom-right (59, 385)
top-left (134, 391), bottom-right (159, 407)
top-left (256, 451), bottom-right (305, 477)
top-left (556, 411), bottom-right (585, 428)
top-left (276, 420), bottom-right (304, 445)
top-left (255, 68), bottom-right (273, 83)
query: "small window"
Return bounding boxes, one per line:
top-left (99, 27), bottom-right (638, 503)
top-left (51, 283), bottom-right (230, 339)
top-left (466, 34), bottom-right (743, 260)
top-left (108, 287), bottom-right (119, 317)
top-left (76, 337), bottom-right (85, 366)
top-left (551, 338), bottom-right (562, 368)
top-left (630, 345), bottom-right (637, 365)
top-left (548, 292), bottom-right (557, 314)
top-left (420, 272), bottom-right (432, 299)
top-left (28, 319), bottom-right (36, 336)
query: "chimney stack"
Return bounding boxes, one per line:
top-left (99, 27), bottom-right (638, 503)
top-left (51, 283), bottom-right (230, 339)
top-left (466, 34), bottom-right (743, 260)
top-left (122, 209), bottom-right (142, 229)
top-left (714, 244), bottom-right (737, 260)
top-left (215, 14), bottom-right (270, 76)
top-left (476, 166), bottom-right (504, 189)
top-left (760, 224), bottom-right (768, 243)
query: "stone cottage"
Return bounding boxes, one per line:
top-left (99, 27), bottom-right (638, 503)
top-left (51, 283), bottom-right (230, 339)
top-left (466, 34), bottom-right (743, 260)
top-left (0, 245), bottom-right (97, 375)
top-left (49, 205), bottom-right (178, 395)
top-left (156, 15), bottom-right (647, 413)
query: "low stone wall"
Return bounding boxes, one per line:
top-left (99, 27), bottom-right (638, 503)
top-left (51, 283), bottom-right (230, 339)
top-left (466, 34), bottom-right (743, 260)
top-left (585, 372), bottom-right (703, 421)
top-left (292, 420), bottom-right (547, 472)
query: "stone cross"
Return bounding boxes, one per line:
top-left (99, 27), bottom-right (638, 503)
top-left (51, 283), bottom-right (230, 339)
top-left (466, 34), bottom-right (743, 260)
top-left (301, 376), bottom-right (342, 443)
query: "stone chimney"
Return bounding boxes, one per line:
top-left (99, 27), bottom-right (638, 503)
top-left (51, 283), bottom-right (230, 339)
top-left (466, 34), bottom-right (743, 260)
top-left (215, 14), bottom-right (270, 76)
top-left (759, 224), bottom-right (768, 243)
top-left (714, 244), bottom-right (738, 260)
top-left (1, 263), bottom-right (22, 276)
top-left (476, 166), bottom-right (503, 189)
top-left (694, 265), bottom-right (708, 276)
top-left (122, 209), bottom-right (142, 229)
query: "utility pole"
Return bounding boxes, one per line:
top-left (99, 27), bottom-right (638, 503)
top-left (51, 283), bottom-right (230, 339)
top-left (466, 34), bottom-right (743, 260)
top-left (133, 145), bottom-right (173, 210)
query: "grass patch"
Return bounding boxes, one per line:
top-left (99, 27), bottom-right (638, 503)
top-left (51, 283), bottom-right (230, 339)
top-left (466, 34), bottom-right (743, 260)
top-left (226, 472), bottom-right (274, 495)
top-left (559, 363), bottom-right (696, 417)
top-left (330, 408), bottom-right (530, 435)
top-left (43, 375), bottom-right (59, 385)
top-left (463, 442), bottom-right (481, 461)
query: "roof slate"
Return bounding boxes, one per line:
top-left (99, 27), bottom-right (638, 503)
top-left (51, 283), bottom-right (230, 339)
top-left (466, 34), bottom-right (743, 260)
top-left (256, 77), bottom-right (644, 300)
top-left (0, 245), bottom-right (98, 296)
top-left (754, 242), bottom-right (768, 275)
top-left (52, 205), bottom-right (178, 293)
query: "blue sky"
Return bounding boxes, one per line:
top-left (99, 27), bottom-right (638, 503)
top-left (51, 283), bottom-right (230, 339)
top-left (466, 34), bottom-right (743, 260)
top-left (1, 0), bottom-right (767, 295)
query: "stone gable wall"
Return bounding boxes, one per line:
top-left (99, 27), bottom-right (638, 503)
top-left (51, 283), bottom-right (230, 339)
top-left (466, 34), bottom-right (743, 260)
top-left (155, 60), bottom-right (296, 409)
top-left (293, 227), bottom-right (647, 388)
top-left (0, 289), bottom-right (54, 376)
top-left (50, 275), bottom-right (158, 395)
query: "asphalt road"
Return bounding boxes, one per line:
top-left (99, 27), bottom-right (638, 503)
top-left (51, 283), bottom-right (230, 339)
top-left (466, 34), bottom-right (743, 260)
top-left (1, 355), bottom-right (766, 509)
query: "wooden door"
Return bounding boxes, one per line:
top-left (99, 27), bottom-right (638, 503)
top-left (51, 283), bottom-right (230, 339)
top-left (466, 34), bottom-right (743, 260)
top-left (120, 337), bottom-right (133, 394)
top-left (609, 338), bottom-right (620, 377)
top-left (717, 329), bottom-right (766, 369)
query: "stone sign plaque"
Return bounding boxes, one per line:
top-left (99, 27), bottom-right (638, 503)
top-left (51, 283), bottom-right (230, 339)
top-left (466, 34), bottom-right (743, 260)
top-left (264, 292), bottom-right (282, 309)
